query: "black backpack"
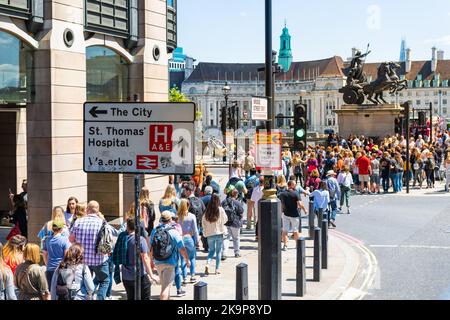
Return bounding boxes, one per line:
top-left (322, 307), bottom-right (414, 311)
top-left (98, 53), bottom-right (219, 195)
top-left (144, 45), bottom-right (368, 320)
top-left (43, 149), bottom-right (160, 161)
top-left (55, 265), bottom-right (86, 300)
top-left (189, 197), bottom-right (205, 221)
top-left (222, 198), bottom-right (237, 227)
top-left (151, 226), bottom-right (174, 261)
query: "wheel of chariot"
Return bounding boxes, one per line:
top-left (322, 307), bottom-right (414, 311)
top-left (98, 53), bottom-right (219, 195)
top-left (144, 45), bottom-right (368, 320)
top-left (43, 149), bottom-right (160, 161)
top-left (343, 88), bottom-right (358, 104)
top-left (356, 94), bottom-right (365, 105)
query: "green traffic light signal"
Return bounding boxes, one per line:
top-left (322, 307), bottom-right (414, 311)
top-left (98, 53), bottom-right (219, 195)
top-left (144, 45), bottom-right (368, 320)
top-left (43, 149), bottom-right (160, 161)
top-left (296, 129), bottom-right (305, 138)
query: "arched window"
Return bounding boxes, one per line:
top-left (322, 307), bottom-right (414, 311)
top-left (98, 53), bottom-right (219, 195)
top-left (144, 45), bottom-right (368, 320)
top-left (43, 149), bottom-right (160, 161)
top-left (0, 31), bottom-right (33, 104)
top-left (86, 46), bottom-right (129, 102)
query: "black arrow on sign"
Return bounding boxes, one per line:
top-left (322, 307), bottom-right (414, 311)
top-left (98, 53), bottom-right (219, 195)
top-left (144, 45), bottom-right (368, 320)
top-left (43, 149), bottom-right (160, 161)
top-left (89, 106), bottom-right (108, 118)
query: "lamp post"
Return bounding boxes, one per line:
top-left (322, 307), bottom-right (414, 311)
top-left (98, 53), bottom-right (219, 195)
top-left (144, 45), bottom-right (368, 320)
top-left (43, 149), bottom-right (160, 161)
top-left (222, 82), bottom-right (231, 164)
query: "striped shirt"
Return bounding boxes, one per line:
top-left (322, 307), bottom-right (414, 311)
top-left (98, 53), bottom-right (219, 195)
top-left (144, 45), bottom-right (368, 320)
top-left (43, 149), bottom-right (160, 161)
top-left (71, 214), bottom-right (108, 266)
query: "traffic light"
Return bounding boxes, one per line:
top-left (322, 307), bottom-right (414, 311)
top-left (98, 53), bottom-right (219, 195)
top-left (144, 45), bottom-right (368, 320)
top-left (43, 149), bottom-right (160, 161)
top-left (418, 111), bottom-right (426, 126)
top-left (293, 103), bottom-right (307, 151)
top-left (227, 107), bottom-right (233, 130)
top-left (220, 106), bottom-right (227, 134)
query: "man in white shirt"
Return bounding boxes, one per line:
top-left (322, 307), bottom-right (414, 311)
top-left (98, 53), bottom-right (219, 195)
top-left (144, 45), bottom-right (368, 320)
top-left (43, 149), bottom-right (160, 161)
top-left (250, 177), bottom-right (265, 241)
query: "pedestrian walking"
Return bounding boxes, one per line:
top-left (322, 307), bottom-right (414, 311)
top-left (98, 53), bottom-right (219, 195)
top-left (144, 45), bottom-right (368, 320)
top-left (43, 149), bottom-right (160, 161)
top-left (50, 243), bottom-right (95, 300)
top-left (250, 176), bottom-right (265, 241)
top-left (370, 152), bottom-right (381, 194)
top-left (69, 202), bottom-right (86, 232)
top-left (445, 153), bottom-right (450, 192)
top-left (244, 169), bottom-right (259, 229)
top-left (177, 199), bottom-right (199, 284)
top-left (38, 206), bottom-right (70, 251)
top-left (202, 194), bottom-right (228, 276)
top-left (325, 170), bottom-right (341, 227)
top-left (149, 211), bottom-right (190, 300)
top-left (14, 243), bottom-right (50, 300)
top-left (2, 235), bottom-right (26, 275)
top-left (243, 152), bottom-right (255, 179)
top-left (0, 242), bottom-right (17, 300)
top-left (221, 188), bottom-right (244, 258)
top-left (356, 151), bottom-right (371, 194)
top-left (42, 219), bottom-right (71, 288)
top-left (159, 185), bottom-right (179, 214)
top-left (380, 152), bottom-right (391, 193)
top-left (279, 180), bottom-right (305, 251)
top-left (337, 166), bottom-right (353, 214)
top-left (64, 197), bottom-right (78, 227)
top-left (306, 169), bottom-right (321, 192)
top-left (184, 184), bottom-right (207, 253)
top-left (309, 181), bottom-right (330, 224)
top-left (140, 186), bottom-right (156, 237)
top-left (69, 201), bottom-right (113, 300)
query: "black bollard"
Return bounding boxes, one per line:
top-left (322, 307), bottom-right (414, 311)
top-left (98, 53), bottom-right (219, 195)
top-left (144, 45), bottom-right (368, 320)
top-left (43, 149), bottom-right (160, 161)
top-left (194, 281), bottom-right (208, 300)
top-left (313, 227), bottom-right (322, 282)
top-left (321, 220), bottom-right (328, 269)
top-left (258, 197), bottom-right (282, 300)
top-left (236, 263), bottom-right (249, 300)
top-left (317, 208), bottom-right (324, 225)
top-left (296, 238), bottom-right (306, 297)
top-left (308, 201), bottom-right (315, 240)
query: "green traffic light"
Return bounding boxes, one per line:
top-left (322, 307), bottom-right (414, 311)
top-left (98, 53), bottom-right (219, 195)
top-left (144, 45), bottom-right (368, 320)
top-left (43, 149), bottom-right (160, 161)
top-left (296, 129), bottom-right (305, 138)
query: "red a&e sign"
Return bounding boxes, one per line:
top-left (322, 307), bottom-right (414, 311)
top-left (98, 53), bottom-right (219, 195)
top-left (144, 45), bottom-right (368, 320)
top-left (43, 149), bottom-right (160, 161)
top-left (149, 125), bottom-right (173, 152)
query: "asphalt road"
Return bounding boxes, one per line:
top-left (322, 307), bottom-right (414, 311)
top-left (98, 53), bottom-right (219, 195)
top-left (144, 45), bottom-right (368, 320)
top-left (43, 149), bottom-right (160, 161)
top-left (334, 184), bottom-right (450, 300)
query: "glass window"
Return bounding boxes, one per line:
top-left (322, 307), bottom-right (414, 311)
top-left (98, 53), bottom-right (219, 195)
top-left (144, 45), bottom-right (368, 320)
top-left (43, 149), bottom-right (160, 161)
top-left (85, 0), bottom-right (130, 37)
top-left (0, 31), bottom-right (33, 104)
top-left (443, 99), bottom-right (447, 105)
top-left (86, 46), bottom-right (129, 102)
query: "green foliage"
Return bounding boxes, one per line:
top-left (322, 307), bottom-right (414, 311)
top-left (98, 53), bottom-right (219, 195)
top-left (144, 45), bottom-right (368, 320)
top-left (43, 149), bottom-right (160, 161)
top-left (169, 87), bottom-right (190, 102)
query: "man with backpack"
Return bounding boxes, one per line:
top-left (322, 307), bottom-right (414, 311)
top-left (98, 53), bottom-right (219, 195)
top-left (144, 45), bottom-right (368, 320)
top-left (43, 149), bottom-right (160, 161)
top-left (149, 211), bottom-right (190, 300)
top-left (325, 170), bottom-right (341, 228)
top-left (184, 184), bottom-right (207, 252)
top-left (244, 169), bottom-right (259, 230)
top-left (69, 200), bottom-right (113, 300)
top-left (221, 188), bottom-right (244, 258)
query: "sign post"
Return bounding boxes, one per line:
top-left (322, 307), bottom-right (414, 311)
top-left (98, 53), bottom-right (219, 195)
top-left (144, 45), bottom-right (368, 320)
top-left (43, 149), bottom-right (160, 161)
top-left (252, 96), bottom-right (268, 121)
top-left (83, 102), bottom-right (195, 300)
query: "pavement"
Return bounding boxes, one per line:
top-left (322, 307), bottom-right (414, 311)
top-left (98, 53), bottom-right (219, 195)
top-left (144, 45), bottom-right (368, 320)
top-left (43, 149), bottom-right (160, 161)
top-left (109, 219), bottom-right (364, 300)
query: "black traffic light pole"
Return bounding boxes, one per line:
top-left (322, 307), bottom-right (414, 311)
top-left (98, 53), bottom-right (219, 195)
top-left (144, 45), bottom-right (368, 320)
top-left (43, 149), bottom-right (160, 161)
top-left (404, 102), bottom-right (410, 194)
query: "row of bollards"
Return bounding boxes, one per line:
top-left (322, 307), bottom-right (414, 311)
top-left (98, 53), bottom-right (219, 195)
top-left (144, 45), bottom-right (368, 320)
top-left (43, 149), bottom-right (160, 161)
top-left (194, 263), bottom-right (249, 300)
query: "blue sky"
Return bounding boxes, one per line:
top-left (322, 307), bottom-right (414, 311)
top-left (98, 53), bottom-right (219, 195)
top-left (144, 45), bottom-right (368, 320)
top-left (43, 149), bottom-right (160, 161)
top-left (178, 0), bottom-right (450, 63)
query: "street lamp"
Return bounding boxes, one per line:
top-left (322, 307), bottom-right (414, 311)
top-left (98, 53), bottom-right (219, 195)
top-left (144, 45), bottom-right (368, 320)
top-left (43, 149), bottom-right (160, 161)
top-left (222, 82), bottom-right (231, 164)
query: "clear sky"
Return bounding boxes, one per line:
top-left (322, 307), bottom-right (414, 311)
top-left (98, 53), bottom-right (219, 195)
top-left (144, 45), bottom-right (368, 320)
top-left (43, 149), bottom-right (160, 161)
top-left (177, 0), bottom-right (450, 63)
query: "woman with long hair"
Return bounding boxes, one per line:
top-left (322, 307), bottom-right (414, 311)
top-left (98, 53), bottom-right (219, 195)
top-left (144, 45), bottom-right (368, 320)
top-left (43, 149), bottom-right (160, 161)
top-left (276, 174), bottom-right (288, 196)
top-left (9, 195), bottom-right (27, 238)
top-left (38, 206), bottom-right (69, 249)
top-left (69, 202), bottom-right (86, 232)
top-left (14, 243), bottom-right (50, 300)
top-left (202, 194), bottom-right (228, 275)
top-left (0, 242), bottom-right (17, 300)
top-left (159, 184), bottom-right (179, 214)
top-left (50, 243), bottom-right (95, 300)
top-left (64, 197), bottom-right (78, 227)
top-left (139, 186), bottom-right (156, 236)
top-left (2, 235), bottom-right (26, 275)
top-left (177, 199), bottom-right (199, 283)
top-left (306, 169), bottom-right (321, 192)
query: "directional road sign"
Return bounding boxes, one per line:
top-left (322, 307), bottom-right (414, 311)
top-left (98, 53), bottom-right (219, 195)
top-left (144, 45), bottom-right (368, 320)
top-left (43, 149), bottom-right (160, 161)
top-left (255, 131), bottom-right (282, 171)
top-left (83, 102), bottom-right (195, 174)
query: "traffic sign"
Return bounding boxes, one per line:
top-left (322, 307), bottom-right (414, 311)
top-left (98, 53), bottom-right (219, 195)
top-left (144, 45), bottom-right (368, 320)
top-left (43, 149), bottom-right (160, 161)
top-left (255, 131), bottom-right (282, 171)
top-left (83, 102), bottom-right (195, 174)
top-left (252, 96), bottom-right (268, 120)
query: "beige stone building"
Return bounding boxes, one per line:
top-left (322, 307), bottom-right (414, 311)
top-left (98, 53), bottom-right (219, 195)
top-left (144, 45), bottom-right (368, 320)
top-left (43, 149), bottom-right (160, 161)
top-left (0, 0), bottom-right (177, 241)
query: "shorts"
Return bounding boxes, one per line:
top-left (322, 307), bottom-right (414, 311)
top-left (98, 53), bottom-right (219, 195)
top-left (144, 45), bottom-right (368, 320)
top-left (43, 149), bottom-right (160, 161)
top-left (370, 174), bottom-right (380, 184)
top-left (155, 264), bottom-right (175, 294)
top-left (359, 174), bottom-right (370, 183)
top-left (353, 173), bottom-right (360, 185)
top-left (282, 215), bottom-right (300, 233)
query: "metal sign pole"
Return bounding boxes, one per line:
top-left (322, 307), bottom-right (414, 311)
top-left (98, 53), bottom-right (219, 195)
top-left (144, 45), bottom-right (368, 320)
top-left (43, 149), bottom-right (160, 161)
top-left (134, 174), bottom-right (141, 300)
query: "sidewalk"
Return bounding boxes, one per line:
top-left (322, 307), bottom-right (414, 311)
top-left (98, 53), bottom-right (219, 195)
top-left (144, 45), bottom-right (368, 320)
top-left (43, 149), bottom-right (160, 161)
top-left (110, 219), bottom-right (361, 300)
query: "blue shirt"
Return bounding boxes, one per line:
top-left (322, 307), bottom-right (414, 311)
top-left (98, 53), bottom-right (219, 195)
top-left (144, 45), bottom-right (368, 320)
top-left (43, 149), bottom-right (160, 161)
top-left (179, 213), bottom-right (199, 243)
top-left (64, 211), bottom-right (74, 226)
top-left (310, 189), bottom-right (330, 210)
top-left (43, 234), bottom-right (71, 272)
top-left (150, 223), bottom-right (184, 266)
top-left (121, 234), bottom-right (149, 281)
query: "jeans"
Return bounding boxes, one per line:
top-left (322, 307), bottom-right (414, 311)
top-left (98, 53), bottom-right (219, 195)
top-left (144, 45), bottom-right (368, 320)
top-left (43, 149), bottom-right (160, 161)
top-left (89, 260), bottom-right (110, 300)
top-left (425, 169), bottom-right (434, 187)
top-left (174, 255), bottom-right (182, 290)
top-left (45, 270), bottom-right (55, 289)
top-left (181, 236), bottom-right (196, 279)
top-left (206, 234), bottom-right (224, 270)
top-left (382, 176), bottom-right (390, 192)
top-left (329, 200), bottom-right (338, 221)
top-left (123, 275), bottom-right (151, 300)
top-left (413, 169), bottom-right (424, 187)
top-left (392, 172), bottom-right (402, 192)
top-left (224, 226), bottom-right (240, 256)
top-left (340, 185), bottom-right (351, 208)
top-left (93, 257), bottom-right (113, 298)
top-left (398, 172), bottom-right (403, 191)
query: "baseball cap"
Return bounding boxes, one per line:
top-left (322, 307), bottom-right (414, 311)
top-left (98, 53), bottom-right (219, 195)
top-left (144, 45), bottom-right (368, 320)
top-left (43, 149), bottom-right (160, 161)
top-left (52, 219), bottom-right (66, 229)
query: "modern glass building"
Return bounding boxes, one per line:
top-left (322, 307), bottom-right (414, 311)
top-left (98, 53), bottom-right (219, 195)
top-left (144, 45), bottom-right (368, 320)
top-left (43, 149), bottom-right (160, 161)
top-left (0, 0), bottom-right (177, 240)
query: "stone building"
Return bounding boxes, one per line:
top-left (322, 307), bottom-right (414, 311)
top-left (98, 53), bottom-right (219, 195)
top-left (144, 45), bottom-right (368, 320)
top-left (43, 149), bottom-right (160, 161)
top-left (0, 0), bottom-right (176, 240)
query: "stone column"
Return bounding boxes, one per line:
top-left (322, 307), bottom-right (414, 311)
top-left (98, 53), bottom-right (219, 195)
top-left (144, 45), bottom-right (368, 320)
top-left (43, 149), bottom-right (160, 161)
top-left (27, 0), bottom-right (87, 241)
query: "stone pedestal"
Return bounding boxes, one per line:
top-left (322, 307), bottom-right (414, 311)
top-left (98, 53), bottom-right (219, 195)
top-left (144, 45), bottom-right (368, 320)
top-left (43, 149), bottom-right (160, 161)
top-left (334, 104), bottom-right (402, 139)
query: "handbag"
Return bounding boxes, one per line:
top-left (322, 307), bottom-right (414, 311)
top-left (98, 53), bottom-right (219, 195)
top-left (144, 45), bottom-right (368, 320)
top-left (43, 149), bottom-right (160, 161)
top-left (6, 222), bottom-right (21, 241)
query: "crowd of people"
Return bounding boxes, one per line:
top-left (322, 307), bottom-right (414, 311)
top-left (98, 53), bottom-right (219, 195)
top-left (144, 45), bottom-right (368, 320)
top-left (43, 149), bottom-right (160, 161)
top-left (1, 129), bottom-right (449, 301)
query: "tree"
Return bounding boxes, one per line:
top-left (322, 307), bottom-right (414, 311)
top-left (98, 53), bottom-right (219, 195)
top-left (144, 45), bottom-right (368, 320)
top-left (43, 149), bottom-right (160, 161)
top-left (169, 86), bottom-right (190, 102)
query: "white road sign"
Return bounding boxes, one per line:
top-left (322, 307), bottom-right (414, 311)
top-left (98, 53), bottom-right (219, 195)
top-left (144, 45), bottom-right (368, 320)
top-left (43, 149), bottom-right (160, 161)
top-left (84, 102), bottom-right (195, 174)
top-left (255, 131), bottom-right (282, 171)
top-left (252, 96), bottom-right (268, 120)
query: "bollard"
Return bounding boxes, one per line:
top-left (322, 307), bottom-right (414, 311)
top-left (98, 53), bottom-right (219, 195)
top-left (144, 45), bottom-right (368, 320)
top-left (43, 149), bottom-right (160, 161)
top-left (321, 220), bottom-right (328, 269)
top-left (308, 201), bottom-right (315, 240)
top-left (313, 227), bottom-right (322, 282)
top-left (236, 263), bottom-right (249, 300)
top-left (296, 238), bottom-right (306, 297)
top-left (317, 208), bottom-right (324, 225)
top-left (194, 281), bottom-right (208, 300)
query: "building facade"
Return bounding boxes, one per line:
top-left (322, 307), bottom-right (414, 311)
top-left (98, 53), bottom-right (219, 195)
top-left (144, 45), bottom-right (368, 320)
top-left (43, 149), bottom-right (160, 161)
top-left (169, 47), bottom-right (196, 90)
top-left (182, 29), bottom-right (450, 135)
top-left (0, 0), bottom-right (176, 240)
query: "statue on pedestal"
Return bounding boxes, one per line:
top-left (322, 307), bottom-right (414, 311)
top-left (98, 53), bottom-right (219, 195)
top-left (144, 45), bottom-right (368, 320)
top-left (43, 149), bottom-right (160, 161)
top-left (340, 47), bottom-right (408, 105)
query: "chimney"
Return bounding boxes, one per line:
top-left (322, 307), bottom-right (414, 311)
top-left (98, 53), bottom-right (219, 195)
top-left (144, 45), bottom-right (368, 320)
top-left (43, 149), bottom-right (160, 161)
top-left (431, 47), bottom-right (437, 72)
top-left (405, 48), bottom-right (412, 73)
top-left (437, 50), bottom-right (444, 61)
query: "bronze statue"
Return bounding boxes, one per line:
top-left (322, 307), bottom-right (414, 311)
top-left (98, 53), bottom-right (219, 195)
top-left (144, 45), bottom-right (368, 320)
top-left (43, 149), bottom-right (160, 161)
top-left (340, 48), bottom-right (407, 105)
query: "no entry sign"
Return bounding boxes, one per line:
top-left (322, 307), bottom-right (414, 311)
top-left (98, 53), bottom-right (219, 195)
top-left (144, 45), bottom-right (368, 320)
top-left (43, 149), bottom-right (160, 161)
top-left (83, 102), bottom-right (195, 174)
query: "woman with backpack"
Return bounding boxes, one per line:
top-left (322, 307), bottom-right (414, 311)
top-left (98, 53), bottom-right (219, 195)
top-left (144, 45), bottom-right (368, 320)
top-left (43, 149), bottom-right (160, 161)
top-left (15, 243), bottom-right (50, 300)
top-left (0, 242), bottom-right (17, 300)
top-left (159, 185), bottom-right (179, 214)
top-left (139, 186), bottom-right (156, 236)
top-left (50, 243), bottom-right (95, 300)
top-left (202, 194), bottom-right (228, 276)
top-left (42, 219), bottom-right (71, 288)
top-left (38, 206), bottom-right (70, 250)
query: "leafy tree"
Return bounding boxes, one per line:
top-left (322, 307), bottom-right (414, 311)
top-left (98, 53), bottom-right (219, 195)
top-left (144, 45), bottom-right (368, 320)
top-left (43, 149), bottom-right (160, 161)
top-left (169, 87), bottom-right (190, 102)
